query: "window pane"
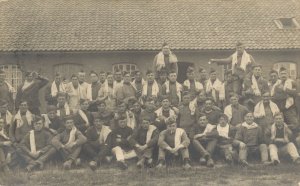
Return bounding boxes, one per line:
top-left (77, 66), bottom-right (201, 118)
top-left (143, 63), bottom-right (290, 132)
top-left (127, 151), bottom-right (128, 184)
top-left (0, 64), bottom-right (22, 90)
top-left (273, 62), bottom-right (297, 79)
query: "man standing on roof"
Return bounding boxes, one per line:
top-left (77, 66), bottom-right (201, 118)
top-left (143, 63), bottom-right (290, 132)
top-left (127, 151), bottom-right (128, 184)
top-left (153, 42), bottom-right (178, 79)
top-left (209, 42), bottom-right (256, 94)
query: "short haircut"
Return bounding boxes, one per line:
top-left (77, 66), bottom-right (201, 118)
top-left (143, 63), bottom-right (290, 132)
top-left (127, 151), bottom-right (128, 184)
top-left (57, 92), bottom-right (67, 98)
top-left (159, 69), bottom-right (167, 75)
top-left (80, 99), bottom-right (90, 105)
top-left (118, 101), bottom-right (128, 108)
top-left (210, 68), bottom-right (216, 74)
top-left (146, 69), bottom-right (154, 75)
top-left (186, 66), bottom-right (194, 73)
top-left (168, 70), bottom-right (177, 75)
top-left (134, 70), bottom-right (141, 75)
top-left (19, 99), bottom-right (28, 105)
top-left (182, 91), bottom-right (191, 97)
top-left (47, 105), bottom-right (57, 113)
top-left (279, 67), bottom-right (287, 72)
top-left (71, 74), bottom-right (78, 79)
top-left (229, 93), bottom-right (240, 99)
top-left (95, 100), bottom-right (106, 106)
top-left (162, 41), bottom-right (169, 47)
top-left (243, 112), bottom-right (253, 118)
top-left (199, 67), bottom-right (206, 73)
top-left (269, 70), bottom-right (278, 75)
top-left (92, 115), bottom-right (105, 123)
top-left (117, 116), bottom-right (127, 122)
top-left (165, 116), bottom-right (176, 126)
top-left (90, 70), bottom-right (98, 77)
top-left (236, 41), bottom-right (244, 47)
top-left (99, 71), bottom-right (106, 75)
top-left (55, 72), bottom-right (61, 77)
top-left (198, 113), bottom-right (207, 119)
top-left (218, 114), bottom-right (229, 122)
top-left (33, 115), bottom-right (45, 124)
top-left (141, 115), bottom-right (152, 122)
top-left (274, 112), bottom-right (284, 118)
top-left (25, 71), bottom-right (32, 77)
top-left (252, 64), bottom-right (262, 69)
top-left (64, 115), bottom-right (74, 123)
top-left (204, 97), bottom-right (214, 103)
top-left (123, 71), bottom-right (130, 76)
top-left (161, 96), bottom-right (170, 102)
top-left (78, 70), bottom-right (85, 74)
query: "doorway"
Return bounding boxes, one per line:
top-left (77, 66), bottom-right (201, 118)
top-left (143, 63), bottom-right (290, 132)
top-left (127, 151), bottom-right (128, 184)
top-left (177, 62), bottom-right (194, 83)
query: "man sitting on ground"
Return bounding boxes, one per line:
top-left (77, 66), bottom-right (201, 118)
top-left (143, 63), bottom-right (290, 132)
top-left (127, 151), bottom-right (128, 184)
top-left (234, 112), bottom-right (270, 167)
top-left (129, 116), bottom-right (159, 168)
top-left (52, 116), bottom-right (87, 170)
top-left (190, 114), bottom-right (216, 167)
top-left (156, 117), bottom-right (191, 170)
top-left (269, 112), bottom-right (300, 165)
top-left (110, 117), bottom-right (136, 170)
top-left (83, 116), bottom-right (112, 171)
top-left (18, 116), bottom-right (56, 172)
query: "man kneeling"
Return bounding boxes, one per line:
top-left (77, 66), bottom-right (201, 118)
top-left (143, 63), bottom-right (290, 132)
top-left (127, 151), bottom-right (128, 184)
top-left (83, 116), bottom-right (112, 170)
top-left (269, 112), bottom-right (300, 165)
top-left (129, 116), bottom-right (159, 168)
top-left (19, 116), bottom-right (56, 172)
top-left (156, 117), bottom-right (191, 170)
top-left (52, 116), bottom-right (87, 170)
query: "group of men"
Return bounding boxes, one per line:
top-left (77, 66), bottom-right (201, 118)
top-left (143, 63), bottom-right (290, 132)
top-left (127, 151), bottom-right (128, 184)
top-left (0, 42), bottom-right (300, 173)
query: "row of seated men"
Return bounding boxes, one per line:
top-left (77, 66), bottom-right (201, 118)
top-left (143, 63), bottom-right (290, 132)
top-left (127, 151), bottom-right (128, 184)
top-left (1, 94), bottom-right (300, 173)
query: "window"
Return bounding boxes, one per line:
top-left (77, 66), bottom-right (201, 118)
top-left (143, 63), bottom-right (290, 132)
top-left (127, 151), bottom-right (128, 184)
top-left (222, 64), bottom-right (231, 81)
top-left (54, 63), bottom-right (83, 81)
top-left (0, 64), bottom-right (22, 90)
top-left (112, 63), bottom-right (138, 74)
top-left (274, 18), bottom-right (300, 29)
top-left (273, 62), bottom-right (297, 79)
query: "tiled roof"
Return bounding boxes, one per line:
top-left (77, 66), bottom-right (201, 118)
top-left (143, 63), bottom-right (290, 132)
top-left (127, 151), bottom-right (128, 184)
top-left (0, 0), bottom-right (300, 51)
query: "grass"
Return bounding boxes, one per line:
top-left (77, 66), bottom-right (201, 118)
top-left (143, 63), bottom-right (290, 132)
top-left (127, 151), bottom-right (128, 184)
top-left (1, 161), bottom-right (300, 186)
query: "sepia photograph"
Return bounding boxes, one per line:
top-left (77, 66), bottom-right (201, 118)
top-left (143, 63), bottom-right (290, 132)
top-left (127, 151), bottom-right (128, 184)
top-left (0, 0), bottom-right (300, 185)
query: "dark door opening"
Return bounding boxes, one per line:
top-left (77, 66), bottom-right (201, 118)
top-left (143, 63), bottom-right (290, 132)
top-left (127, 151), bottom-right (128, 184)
top-left (177, 62), bottom-right (194, 83)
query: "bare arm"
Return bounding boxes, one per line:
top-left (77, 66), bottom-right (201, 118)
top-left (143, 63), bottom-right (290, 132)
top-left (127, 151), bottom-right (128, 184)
top-left (210, 56), bottom-right (232, 65)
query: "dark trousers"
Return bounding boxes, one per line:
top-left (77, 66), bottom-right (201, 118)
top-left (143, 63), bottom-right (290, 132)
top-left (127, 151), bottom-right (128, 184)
top-left (0, 147), bottom-right (8, 167)
top-left (58, 146), bottom-right (82, 161)
top-left (17, 146), bottom-right (56, 166)
top-left (82, 142), bottom-right (110, 162)
top-left (192, 138), bottom-right (217, 158)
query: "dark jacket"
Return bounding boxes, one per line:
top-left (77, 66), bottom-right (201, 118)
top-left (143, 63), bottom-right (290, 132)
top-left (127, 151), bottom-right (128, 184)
top-left (15, 76), bottom-right (49, 110)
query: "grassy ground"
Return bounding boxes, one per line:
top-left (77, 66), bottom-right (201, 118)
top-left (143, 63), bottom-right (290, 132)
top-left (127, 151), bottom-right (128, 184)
top-left (1, 161), bottom-right (300, 186)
